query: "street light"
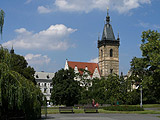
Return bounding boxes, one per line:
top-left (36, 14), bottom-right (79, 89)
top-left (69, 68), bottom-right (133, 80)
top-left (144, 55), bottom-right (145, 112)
top-left (140, 85), bottom-right (143, 108)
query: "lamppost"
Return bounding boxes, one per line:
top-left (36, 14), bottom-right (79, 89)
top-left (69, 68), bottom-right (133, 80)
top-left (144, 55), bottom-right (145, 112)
top-left (140, 85), bottom-right (143, 108)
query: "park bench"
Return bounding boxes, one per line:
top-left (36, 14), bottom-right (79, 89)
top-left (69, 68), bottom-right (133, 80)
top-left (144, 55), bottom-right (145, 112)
top-left (59, 106), bottom-right (74, 113)
top-left (84, 106), bottom-right (98, 113)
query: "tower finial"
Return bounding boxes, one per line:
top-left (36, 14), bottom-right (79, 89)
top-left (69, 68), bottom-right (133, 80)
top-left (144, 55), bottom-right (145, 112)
top-left (10, 44), bottom-right (14, 54)
top-left (117, 32), bottom-right (120, 40)
top-left (107, 7), bottom-right (109, 16)
top-left (106, 8), bottom-right (110, 24)
top-left (98, 32), bottom-right (100, 40)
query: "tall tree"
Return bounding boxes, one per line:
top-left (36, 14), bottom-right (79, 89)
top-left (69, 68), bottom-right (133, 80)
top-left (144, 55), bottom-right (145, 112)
top-left (0, 9), bottom-right (5, 39)
top-left (0, 47), bottom-right (43, 119)
top-left (10, 52), bottom-right (36, 84)
top-left (130, 30), bottom-right (160, 103)
top-left (51, 68), bottom-right (81, 106)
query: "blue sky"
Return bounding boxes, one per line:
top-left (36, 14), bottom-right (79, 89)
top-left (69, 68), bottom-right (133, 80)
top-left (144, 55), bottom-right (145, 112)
top-left (1, 0), bottom-right (160, 74)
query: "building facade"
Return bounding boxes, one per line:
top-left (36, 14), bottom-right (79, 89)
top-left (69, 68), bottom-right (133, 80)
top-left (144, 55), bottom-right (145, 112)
top-left (98, 10), bottom-right (120, 77)
top-left (64, 60), bottom-right (101, 79)
top-left (35, 72), bottom-right (55, 101)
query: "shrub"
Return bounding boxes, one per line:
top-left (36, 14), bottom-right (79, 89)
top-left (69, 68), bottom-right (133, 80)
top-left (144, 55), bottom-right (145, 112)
top-left (103, 105), bottom-right (144, 111)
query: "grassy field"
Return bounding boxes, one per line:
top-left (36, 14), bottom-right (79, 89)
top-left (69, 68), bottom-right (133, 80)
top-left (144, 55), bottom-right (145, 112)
top-left (41, 104), bottom-right (160, 114)
top-left (120, 104), bottom-right (160, 108)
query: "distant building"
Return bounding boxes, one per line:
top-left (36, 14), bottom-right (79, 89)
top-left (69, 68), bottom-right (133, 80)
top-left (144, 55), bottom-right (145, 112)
top-left (98, 9), bottom-right (120, 77)
top-left (35, 72), bottom-right (55, 101)
top-left (65, 9), bottom-right (120, 78)
top-left (64, 59), bottom-right (101, 79)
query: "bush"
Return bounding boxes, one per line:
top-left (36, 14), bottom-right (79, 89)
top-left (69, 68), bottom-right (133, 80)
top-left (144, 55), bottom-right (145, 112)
top-left (103, 105), bottom-right (144, 111)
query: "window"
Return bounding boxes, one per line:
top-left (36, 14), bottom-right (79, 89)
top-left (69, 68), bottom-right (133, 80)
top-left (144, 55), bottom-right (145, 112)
top-left (47, 75), bottom-right (49, 79)
top-left (50, 88), bottom-right (53, 93)
top-left (101, 50), bottom-right (103, 57)
top-left (110, 69), bottom-right (113, 74)
top-left (36, 74), bottom-right (39, 78)
top-left (44, 83), bottom-right (46, 87)
top-left (110, 49), bottom-right (113, 57)
top-left (44, 88), bottom-right (47, 93)
top-left (38, 83), bottom-right (40, 86)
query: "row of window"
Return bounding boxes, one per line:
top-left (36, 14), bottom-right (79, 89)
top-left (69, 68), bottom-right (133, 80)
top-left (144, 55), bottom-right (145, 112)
top-left (101, 69), bottom-right (113, 74)
top-left (43, 88), bottom-right (53, 94)
top-left (101, 49), bottom-right (113, 57)
top-left (38, 82), bottom-right (53, 87)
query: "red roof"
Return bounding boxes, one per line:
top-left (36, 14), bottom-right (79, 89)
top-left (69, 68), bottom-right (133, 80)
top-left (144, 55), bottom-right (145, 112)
top-left (68, 61), bottom-right (100, 77)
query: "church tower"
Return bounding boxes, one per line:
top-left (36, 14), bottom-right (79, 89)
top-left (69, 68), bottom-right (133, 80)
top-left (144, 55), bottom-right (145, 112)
top-left (98, 9), bottom-right (120, 77)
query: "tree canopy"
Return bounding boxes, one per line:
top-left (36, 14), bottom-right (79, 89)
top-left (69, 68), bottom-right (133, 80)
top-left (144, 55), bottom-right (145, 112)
top-left (130, 30), bottom-right (160, 103)
top-left (0, 47), bottom-right (43, 119)
top-left (10, 52), bottom-right (36, 84)
top-left (51, 68), bottom-right (81, 106)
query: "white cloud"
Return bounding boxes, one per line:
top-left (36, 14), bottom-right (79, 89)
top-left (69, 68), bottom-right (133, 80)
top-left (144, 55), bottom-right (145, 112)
top-left (25, 0), bottom-right (32, 4)
top-left (3, 24), bottom-right (77, 50)
top-left (25, 54), bottom-right (53, 72)
top-left (38, 6), bottom-right (52, 14)
top-left (25, 54), bottom-right (51, 65)
top-left (89, 57), bottom-right (98, 63)
top-left (38, 0), bottom-right (151, 14)
top-left (138, 21), bottom-right (160, 29)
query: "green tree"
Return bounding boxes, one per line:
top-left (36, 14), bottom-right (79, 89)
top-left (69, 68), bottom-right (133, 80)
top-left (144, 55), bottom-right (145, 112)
top-left (130, 30), bottom-right (160, 103)
top-left (0, 9), bottom-right (5, 39)
top-left (88, 78), bottom-right (105, 104)
top-left (0, 47), bottom-right (43, 119)
top-left (10, 52), bottom-right (36, 84)
top-left (103, 75), bottom-right (122, 104)
top-left (51, 68), bottom-right (81, 106)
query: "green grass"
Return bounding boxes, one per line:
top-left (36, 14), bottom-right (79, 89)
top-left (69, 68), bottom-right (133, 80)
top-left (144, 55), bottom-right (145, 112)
top-left (41, 108), bottom-right (160, 114)
top-left (120, 104), bottom-right (160, 108)
top-left (41, 104), bottom-right (160, 114)
top-left (103, 106), bottom-right (144, 111)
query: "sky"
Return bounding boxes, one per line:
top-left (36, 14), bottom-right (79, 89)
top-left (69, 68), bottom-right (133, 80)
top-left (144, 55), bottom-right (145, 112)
top-left (1, 0), bottom-right (160, 75)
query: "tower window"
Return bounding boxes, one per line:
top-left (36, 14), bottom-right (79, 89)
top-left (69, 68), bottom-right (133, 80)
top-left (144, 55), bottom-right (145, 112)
top-left (110, 69), bottom-right (113, 74)
top-left (101, 50), bottom-right (103, 57)
top-left (110, 49), bottom-right (113, 57)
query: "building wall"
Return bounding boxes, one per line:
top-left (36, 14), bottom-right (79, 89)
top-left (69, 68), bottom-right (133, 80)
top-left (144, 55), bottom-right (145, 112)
top-left (35, 72), bottom-right (54, 101)
top-left (98, 45), bottom-right (119, 76)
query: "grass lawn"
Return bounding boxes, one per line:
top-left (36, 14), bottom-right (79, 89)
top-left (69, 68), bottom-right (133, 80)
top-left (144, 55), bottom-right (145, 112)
top-left (41, 108), bottom-right (160, 114)
top-left (122, 104), bottom-right (160, 108)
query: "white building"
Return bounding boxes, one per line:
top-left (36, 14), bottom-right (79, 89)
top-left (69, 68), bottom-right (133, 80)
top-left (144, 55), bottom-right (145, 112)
top-left (35, 72), bottom-right (55, 101)
top-left (64, 59), bottom-right (101, 79)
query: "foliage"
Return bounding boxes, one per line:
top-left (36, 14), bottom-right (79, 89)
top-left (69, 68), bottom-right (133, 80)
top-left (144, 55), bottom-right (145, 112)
top-left (51, 68), bottom-right (81, 106)
top-left (0, 47), bottom-right (43, 119)
top-left (10, 52), bottom-right (36, 84)
top-left (103, 105), bottom-right (144, 111)
top-left (0, 9), bottom-right (4, 39)
top-left (130, 30), bottom-right (160, 103)
top-left (75, 68), bottom-right (92, 89)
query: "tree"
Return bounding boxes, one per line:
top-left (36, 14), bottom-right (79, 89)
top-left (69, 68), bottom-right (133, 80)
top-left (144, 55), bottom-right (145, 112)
top-left (88, 77), bottom-right (105, 104)
top-left (0, 47), bottom-right (43, 119)
top-left (130, 30), bottom-right (160, 103)
top-left (51, 68), bottom-right (81, 106)
top-left (10, 52), bottom-right (36, 84)
top-left (0, 9), bottom-right (5, 39)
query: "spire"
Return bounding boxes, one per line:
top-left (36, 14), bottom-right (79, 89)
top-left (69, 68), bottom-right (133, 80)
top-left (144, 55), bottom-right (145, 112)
top-left (98, 32), bottom-right (100, 40)
top-left (117, 32), bottom-right (120, 40)
top-left (10, 45), bottom-right (14, 54)
top-left (106, 8), bottom-right (110, 24)
top-left (101, 8), bottom-right (115, 40)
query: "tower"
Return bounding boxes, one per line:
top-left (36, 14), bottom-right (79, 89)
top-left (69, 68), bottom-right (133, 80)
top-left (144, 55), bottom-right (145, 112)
top-left (10, 45), bottom-right (14, 54)
top-left (98, 9), bottom-right (120, 77)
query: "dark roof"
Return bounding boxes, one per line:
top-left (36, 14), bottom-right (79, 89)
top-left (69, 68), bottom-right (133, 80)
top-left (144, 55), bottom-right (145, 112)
top-left (98, 10), bottom-right (120, 48)
top-left (102, 24), bottom-right (115, 40)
